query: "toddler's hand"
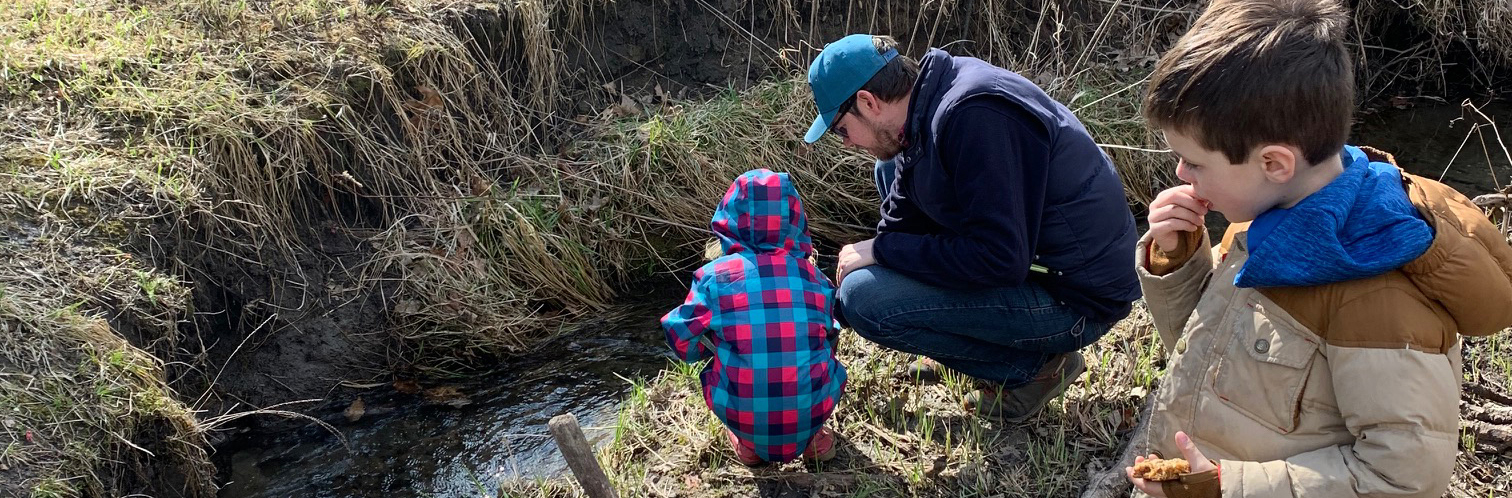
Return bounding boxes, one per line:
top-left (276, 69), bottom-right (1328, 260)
top-left (1148, 185), bottom-right (1210, 252)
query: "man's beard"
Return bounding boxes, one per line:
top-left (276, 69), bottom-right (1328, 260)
top-left (864, 119), bottom-right (904, 159)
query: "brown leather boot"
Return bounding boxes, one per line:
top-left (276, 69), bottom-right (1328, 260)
top-left (963, 352), bottom-right (1085, 422)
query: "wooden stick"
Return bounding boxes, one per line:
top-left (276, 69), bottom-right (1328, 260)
top-left (548, 413), bottom-right (619, 498)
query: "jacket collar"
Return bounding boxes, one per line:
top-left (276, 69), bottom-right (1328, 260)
top-left (898, 49), bottom-right (953, 164)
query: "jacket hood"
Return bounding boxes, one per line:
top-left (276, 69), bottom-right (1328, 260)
top-left (711, 169), bottom-right (816, 257)
top-left (1389, 147), bottom-right (1512, 337)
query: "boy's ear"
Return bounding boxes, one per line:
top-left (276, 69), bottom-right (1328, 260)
top-left (1257, 144), bottom-right (1299, 183)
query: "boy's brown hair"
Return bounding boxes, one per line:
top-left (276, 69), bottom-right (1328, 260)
top-left (1143, 0), bottom-right (1354, 166)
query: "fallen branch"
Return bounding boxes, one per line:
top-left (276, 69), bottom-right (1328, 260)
top-left (1464, 420), bottom-right (1512, 454)
top-left (1467, 383), bottom-right (1512, 407)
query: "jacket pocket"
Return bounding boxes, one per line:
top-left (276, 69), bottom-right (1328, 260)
top-left (1210, 300), bottom-right (1322, 434)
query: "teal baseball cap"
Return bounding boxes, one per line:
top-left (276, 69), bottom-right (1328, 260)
top-left (804, 34), bottom-right (898, 143)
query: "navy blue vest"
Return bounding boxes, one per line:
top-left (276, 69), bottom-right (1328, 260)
top-left (885, 49), bottom-right (1140, 322)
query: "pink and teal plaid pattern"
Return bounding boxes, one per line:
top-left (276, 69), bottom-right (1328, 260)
top-left (661, 169), bottom-right (847, 463)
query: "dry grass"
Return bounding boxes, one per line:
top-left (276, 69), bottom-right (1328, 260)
top-left (0, 0), bottom-right (1198, 378)
top-left (491, 308), bottom-right (1161, 498)
top-left (0, 87), bottom-right (215, 495)
top-left (2, 0), bottom-right (1511, 494)
top-left (1353, 0), bottom-right (1512, 96)
top-left (0, 255), bottom-right (213, 497)
top-left (5, 0), bottom-right (1501, 380)
top-left (0, 0), bottom-right (632, 377)
top-left (502, 309), bottom-right (1512, 497)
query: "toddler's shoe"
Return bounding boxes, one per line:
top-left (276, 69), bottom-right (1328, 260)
top-left (726, 430), bottom-right (765, 467)
top-left (801, 427), bottom-right (838, 462)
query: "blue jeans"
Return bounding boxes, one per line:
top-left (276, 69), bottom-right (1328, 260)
top-left (834, 266), bottom-right (1108, 386)
top-left (839, 159), bottom-right (1110, 387)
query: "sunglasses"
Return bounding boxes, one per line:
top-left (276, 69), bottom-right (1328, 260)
top-left (830, 95), bottom-right (857, 140)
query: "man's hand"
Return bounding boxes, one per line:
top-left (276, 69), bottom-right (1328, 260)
top-left (1147, 185), bottom-right (1211, 252)
top-left (836, 238), bottom-right (878, 285)
top-left (1125, 431), bottom-right (1219, 497)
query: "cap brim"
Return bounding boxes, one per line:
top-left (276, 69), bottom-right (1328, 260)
top-left (803, 108), bottom-right (837, 143)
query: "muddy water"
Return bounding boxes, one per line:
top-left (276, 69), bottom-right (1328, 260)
top-left (215, 297), bottom-right (678, 498)
top-left (213, 99), bottom-right (1508, 497)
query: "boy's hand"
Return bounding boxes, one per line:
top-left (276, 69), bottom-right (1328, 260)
top-left (1148, 185), bottom-right (1210, 252)
top-left (836, 239), bottom-right (877, 285)
top-left (1125, 431), bottom-right (1219, 497)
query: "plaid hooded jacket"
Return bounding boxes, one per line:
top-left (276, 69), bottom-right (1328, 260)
top-left (661, 169), bottom-right (847, 462)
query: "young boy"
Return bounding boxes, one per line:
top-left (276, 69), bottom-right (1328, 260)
top-left (1126, 1), bottom-right (1512, 497)
top-left (661, 169), bottom-right (846, 465)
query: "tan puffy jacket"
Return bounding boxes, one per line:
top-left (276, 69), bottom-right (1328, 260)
top-left (1135, 147), bottom-right (1512, 498)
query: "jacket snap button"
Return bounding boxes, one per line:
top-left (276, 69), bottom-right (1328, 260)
top-left (1254, 338), bottom-right (1270, 354)
top-left (1176, 337), bottom-right (1188, 354)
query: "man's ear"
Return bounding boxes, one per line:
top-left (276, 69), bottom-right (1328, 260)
top-left (1257, 144), bottom-right (1298, 183)
top-left (855, 90), bottom-right (881, 118)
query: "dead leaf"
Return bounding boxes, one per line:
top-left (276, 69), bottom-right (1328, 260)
top-left (682, 474), bottom-right (701, 489)
top-left (615, 92), bottom-right (641, 116)
top-left (344, 397), bottom-right (366, 422)
top-left (469, 175), bottom-right (492, 196)
top-left (393, 379), bottom-right (421, 394)
top-left (424, 386), bottom-right (473, 407)
top-left (455, 228), bottom-right (477, 256)
top-left (584, 195), bottom-right (606, 213)
top-left (402, 85), bottom-right (446, 129)
top-left (394, 300), bottom-right (421, 315)
top-left (415, 85), bottom-right (443, 109)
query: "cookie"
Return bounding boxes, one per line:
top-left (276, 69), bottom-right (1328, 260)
top-left (1131, 457), bottom-right (1190, 481)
